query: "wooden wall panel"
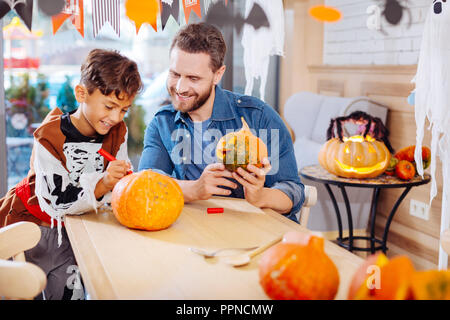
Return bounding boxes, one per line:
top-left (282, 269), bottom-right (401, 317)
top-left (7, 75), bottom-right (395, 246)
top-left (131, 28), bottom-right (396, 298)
top-left (279, 2), bottom-right (445, 270)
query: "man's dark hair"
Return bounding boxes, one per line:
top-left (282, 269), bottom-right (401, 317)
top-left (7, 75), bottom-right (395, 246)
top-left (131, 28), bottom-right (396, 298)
top-left (170, 23), bottom-right (226, 72)
top-left (80, 49), bottom-right (143, 100)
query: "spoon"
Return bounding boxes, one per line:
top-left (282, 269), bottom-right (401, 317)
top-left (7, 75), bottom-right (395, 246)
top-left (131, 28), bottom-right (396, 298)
top-left (189, 246), bottom-right (258, 258)
top-left (222, 235), bottom-right (283, 267)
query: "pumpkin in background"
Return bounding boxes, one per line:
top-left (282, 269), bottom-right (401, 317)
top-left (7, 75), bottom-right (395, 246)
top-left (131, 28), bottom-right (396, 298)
top-left (318, 135), bottom-right (391, 179)
top-left (259, 236), bottom-right (339, 300)
top-left (395, 160), bottom-right (416, 180)
top-left (111, 169), bottom-right (184, 231)
top-left (394, 145), bottom-right (431, 170)
top-left (216, 117), bottom-right (268, 172)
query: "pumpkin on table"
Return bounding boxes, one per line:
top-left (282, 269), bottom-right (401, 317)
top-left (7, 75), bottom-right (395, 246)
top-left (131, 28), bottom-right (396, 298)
top-left (215, 117), bottom-right (268, 172)
top-left (259, 235), bottom-right (339, 300)
top-left (111, 169), bottom-right (184, 231)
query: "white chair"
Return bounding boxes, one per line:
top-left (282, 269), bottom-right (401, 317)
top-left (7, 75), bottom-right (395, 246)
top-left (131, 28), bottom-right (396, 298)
top-left (298, 185), bottom-right (318, 227)
top-left (0, 222), bottom-right (46, 300)
top-left (284, 92), bottom-right (388, 232)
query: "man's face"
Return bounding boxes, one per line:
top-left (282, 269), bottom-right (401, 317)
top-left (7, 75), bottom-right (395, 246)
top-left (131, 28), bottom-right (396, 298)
top-left (80, 88), bottom-right (134, 136)
top-left (167, 47), bottom-right (217, 113)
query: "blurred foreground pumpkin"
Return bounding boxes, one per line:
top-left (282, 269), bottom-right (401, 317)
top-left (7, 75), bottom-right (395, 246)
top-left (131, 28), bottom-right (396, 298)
top-left (111, 169), bottom-right (184, 231)
top-left (348, 253), bottom-right (450, 300)
top-left (259, 236), bottom-right (339, 300)
top-left (216, 117), bottom-right (268, 172)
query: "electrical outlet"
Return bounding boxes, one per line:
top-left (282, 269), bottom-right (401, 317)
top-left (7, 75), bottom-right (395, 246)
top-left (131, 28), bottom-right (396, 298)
top-left (410, 199), bottom-right (430, 221)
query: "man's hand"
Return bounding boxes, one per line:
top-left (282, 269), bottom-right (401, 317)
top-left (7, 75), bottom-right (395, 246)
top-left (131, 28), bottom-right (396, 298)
top-left (192, 163), bottom-right (238, 200)
top-left (178, 163), bottom-right (237, 202)
top-left (232, 157), bottom-right (272, 208)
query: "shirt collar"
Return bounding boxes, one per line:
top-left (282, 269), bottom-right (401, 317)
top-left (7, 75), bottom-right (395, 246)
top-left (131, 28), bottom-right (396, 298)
top-left (174, 85), bottom-right (237, 124)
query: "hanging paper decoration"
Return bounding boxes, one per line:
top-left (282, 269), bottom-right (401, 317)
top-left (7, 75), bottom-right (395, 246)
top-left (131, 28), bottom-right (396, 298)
top-left (92, 0), bottom-right (120, 38)
top-left (125, 0), bottom-right (160, 33)
top-left (182, 0), bottom-right (201, 23)
top-left (413, 1), bottom-right (450, 269)
top-left (161, 0), bottom-right (179, 30)
top-left (38, 0), bottom-right (66, 16)
top-left (205, 1), bottom-right (269, 35)
top-left (240, 0), bottom-right (282, 102)
top-left (309, 5), bottom-right (342, 23)
top-left (52, 0), bottom-right (84, 37)
top-left (203, 0), bottom-right (227, 15)
top-left (0, 0), bottom-right (34, 31)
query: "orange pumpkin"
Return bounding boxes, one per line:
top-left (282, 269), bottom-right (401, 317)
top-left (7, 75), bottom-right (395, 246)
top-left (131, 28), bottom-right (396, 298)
top-left (349, 254), bottom-right (416, 300)
top-left (318, 135), bottom-right (391, 179)
top-left (395, 160), bottom-right (416, 181)
top-left (111, 169), bottom-right (184, 231)
top-left (410, 270), bottom-right (450, 300)
top-left (347, 253), bottom-right (389, 300)
top-left (216, 117), bottom-right (268, 172)
top-left (395, 145), bottom-right (431, 171)
top-left (259, 236), bottom-right (339, 300)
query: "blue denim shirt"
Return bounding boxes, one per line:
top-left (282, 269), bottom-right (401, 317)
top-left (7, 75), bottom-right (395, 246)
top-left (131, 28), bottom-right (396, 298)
top-left (138, 86), bottom-right (305, 222)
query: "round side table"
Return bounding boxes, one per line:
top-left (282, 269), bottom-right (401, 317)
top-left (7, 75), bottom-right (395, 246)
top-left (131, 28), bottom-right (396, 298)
top-left (300, 165), bottom-right (431, 253)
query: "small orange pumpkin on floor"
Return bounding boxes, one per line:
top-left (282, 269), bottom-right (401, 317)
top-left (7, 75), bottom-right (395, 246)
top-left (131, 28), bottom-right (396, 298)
top-left (259, 235), bottom-right (339, 300)
top-left (216, 117), bottom-right (268, 172)
top-left (111, 169), bottom-right (184, 231)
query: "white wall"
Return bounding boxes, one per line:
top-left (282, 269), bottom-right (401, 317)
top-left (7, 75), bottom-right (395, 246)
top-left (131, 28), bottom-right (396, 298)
top-left (324, 0), bottom-right (431, 65)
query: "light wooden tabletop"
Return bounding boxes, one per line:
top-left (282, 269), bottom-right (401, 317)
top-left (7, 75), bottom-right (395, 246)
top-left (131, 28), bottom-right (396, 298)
top-left (65, 196), bottom-right (363, 300)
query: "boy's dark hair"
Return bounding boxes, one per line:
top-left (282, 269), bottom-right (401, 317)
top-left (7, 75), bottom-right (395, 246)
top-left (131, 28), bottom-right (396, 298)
top-left (80, 49), bottom-right (143, 100)
top-left (170, 23), bottom-right (226, 72)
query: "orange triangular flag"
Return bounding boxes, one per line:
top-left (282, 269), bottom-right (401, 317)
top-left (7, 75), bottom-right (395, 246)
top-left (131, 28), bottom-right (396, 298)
top-left (182, 0), bottom-right (201, 23)
top-left (52, 0), bottom-right (84, 37)
top-left (125, 0), bottom-right (159, 33)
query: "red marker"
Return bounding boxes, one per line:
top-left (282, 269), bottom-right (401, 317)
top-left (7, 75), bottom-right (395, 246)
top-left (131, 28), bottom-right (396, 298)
top-left (98, 148), bottom-right (133, 175)
top-left (207, 208), bottom-right (224, 214)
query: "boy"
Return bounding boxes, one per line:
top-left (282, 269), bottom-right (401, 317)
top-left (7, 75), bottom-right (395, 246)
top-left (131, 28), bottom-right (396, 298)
top-left (0, 49), bottom-right (143, 299)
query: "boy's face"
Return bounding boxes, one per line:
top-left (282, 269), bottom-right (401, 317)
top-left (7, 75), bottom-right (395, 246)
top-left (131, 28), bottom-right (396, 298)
top-left (167, 46), bottom-right (225, 113)
top-left (75, 86), bottom-right (134, 136)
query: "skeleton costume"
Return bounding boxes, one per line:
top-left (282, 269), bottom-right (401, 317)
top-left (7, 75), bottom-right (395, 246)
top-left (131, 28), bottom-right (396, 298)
top-left (0, 107), bottom-right (130, 245)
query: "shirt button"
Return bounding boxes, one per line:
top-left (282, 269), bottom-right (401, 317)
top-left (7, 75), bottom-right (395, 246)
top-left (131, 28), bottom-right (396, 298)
top-left (186, 134), bottom-right (190, 138)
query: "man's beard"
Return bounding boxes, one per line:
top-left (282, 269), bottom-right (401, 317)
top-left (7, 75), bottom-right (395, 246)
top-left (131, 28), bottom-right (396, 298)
top-left (168, 83), bottom-right (213, 113)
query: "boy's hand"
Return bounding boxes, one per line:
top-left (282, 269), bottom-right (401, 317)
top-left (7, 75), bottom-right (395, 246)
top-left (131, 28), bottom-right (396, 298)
top-left (232, 158), bottom-right (272, 208)
top-left (102, 160), bottom-right (130, 190)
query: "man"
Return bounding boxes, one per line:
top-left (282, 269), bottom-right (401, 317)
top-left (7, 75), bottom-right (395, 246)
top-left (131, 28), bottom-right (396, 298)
top-left (139, 23), bottom-right (304, 222)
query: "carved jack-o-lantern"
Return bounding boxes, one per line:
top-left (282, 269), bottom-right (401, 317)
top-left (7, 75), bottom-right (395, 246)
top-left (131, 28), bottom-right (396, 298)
top-left (318, 135), bottom-right (391, 179)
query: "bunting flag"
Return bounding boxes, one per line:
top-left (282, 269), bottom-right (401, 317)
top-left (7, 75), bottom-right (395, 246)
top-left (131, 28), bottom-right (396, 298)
top-left (92, 0), bottom-right (120, 38)
top-left (161, 0), bottom-right (179, 30)
top-left (182, 0), bottom-right (201, 23)
top-left (125, 0), bottom-right (160, 33)
top-left (52, 0), bottom-right (84, 37)
top-left (203, 0), bottom-right (227, 15)
top-left (0, 0), bottom-right (34, 31)
top-left (205, 1), bottom-right (269, 35)
top-left (38, 0), bottom-right (66, 16)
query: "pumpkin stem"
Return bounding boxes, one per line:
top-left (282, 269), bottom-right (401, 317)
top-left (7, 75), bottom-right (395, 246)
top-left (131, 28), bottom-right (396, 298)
top-left (241, 117), bottom-right (250, 131)
top-left (307, 235), bottom-right (325, 250)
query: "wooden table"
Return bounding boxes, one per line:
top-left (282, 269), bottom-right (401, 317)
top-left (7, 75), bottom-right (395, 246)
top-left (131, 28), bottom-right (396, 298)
top-left (65, 197), bottom-right (363, 300)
